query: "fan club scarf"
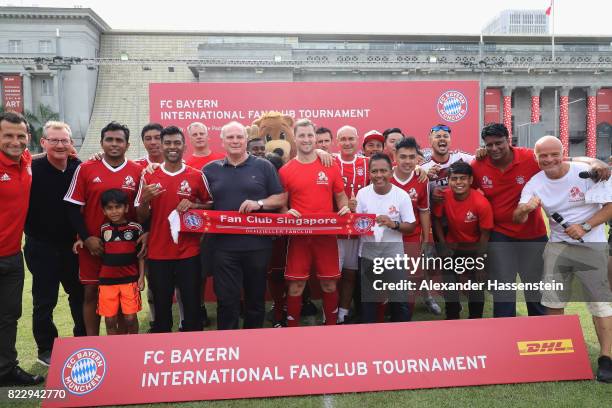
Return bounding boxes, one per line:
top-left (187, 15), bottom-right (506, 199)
top-left (169, 210), bottom-right (375, 242)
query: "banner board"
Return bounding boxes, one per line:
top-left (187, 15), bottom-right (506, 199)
top-left (43, 315), bottom-right (592, 407)
top-left (149, 81), bottom-right (480, 155)
top-left (1, 75), bottom-right (23, 113)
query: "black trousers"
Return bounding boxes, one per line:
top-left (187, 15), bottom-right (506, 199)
top-left (359, 257), bottom-right (411, 324)
top-left (0, 253), bottom-right (24, 377)
top-left (148, 256), bottom-right (203, 332)
top-left (213, 249), bottom-right (271, 330)
top-left (24, 236), bottom-right (85, 354)
top-left (488, 232), bottom-right (547, 318)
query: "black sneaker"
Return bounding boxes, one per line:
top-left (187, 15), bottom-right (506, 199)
top-left (596, 355), bottom-right (612, 383)
top-left (0, 365), bottom-right (45, 386)
top-left (272, 320), bottom-right (286, 328)
top-left (37, 351), bottom-right (52, 367)
top-left (301, 300), bottom-right (318, 317)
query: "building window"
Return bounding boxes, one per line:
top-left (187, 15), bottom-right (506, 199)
top-left (41, 79), bottom-right (53, 96)
top-left (8, 40), bottom-right (22, 53)
top-left (39, 40), bottom-right (52, 53)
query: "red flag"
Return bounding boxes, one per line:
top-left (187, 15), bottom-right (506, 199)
top-left (546, 0), bottom-right (553, 16)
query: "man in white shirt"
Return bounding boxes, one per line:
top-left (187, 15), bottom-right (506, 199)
top-left (356, 153), bottom-right (416, 323)
top-left (513, 135), bottom-right (612, 383)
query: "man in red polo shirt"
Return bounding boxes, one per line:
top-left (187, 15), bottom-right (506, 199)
top-left (64, 121), bottom-right (142, 335)
top-left (280, 118), bottom-right (349, 327)
top-left (471, 123), bottom-right (609, 317)
top-left (185, 122), bottom-right (224, 170)
top-left (0, 111), bottom-right (44, 386)
top-left (135, 125), bottom-right (210, 333)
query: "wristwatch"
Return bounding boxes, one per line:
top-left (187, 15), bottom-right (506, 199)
top-left (580, 222), bottom-right (592, 232)
top-left (392, 221), bottom-right (400, 231)
top-left (257, 200), bottom-right (264, 210)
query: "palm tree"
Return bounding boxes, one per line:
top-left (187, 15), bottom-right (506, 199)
top-left (0, 104), bottom-right (58, 152)
top-left (24, 104), bottom-right (59, 152)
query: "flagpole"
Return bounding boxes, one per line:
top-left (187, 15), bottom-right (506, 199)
top-left (551, 0), bottom-right (555, 61)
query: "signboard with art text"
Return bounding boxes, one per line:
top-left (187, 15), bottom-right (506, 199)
top-left (149, 81), bottom-right (480, 156)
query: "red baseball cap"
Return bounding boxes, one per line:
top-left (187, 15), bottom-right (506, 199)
top-left (363, 130), bottom-right (384, 147)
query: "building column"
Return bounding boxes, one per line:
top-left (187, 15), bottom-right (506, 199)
top-left (503, 86), bottom-right (513, 140)
top-left (21, 73), bottom-right (33, 113)
top-left (559, 87), bottom-right (570, 156)
top-left (530, 86), bottom-right (542, 123)
top-left (585, 87), bottom-right (598, 158)
top-left (51, 73), bottom-right (60, 114)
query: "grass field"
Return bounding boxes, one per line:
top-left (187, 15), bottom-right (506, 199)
top-left (1, 266), bottom-right (610, 408)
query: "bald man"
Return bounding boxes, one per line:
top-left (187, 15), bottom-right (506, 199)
top-left (513, 135), bottom-right (612, 383)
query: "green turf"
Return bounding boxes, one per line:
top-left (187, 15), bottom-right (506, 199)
top-left (1, 263), bottom-right (610, 407)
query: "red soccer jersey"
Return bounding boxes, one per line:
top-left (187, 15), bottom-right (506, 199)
top-left (432, 189), bottom-right (494, 244)
top-left (279, 158), bottom-right (344, 214)
top-left (99, 222), bottom-right (142, 285)
top-left (333, 155), bottom-right (369, 198)
top-left (185, 152), bottom-right (224, 171)
top-left (133, 155), bottom-right (162, 169)
top-left (470, 147), bottom-right (547, 239)
top-left (64, 159), bottom-right (142, 238)
top-left (0, 150), bottom-right (32, 257)
top-left (135, 164), bottom-right (210, 260)
top-left (391, 172), bottom-right (430, 240)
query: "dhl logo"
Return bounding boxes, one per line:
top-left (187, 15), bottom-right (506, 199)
top-left (517, 339), bottom-right (574, 356)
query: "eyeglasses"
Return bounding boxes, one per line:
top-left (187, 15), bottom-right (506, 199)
top-left (44, 138), bottom-right (71, 146)
top-left (431, 125), bottom-right (451, 133)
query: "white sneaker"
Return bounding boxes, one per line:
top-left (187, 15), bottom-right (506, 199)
top-left (424, 298), bottom-right (442, 315)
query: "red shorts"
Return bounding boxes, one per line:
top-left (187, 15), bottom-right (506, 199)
top-left (78, 247), bottom-right (102, 284)
top-left (97, 282), bottom-right (142, 317)
top-left (285, 236), bottom-right (340, 281)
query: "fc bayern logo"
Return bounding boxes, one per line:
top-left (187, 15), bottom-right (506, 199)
top-left (353, 216), bottom-right (374, 233)
top-left (62, 348), bottom-right (107, 395)
top-left (437, 90), bottom-right (468, 122)
top-left (183, 213), bottom-right (204, 230)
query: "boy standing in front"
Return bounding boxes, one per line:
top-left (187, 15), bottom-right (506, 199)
top-left (74, 189), bottom-right (144, 334)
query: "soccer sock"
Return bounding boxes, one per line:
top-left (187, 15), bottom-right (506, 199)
top-left (286, 295), bottom-right (302, 327)
top-left (322, 290), bottom-right (339, 325)
top-left (338, 307), bottom-right (349, 323)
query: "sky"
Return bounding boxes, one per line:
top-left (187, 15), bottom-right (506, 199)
top-left (2, 0), bottom-right (611, 36)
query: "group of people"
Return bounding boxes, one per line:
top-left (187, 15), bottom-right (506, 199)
top-left (0, 110), bottom-right (610, 387)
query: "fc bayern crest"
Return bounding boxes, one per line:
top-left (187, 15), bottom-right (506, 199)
top-left (62, 348), bottom-right (107, 395)
top-left (353, 216), bottom-right (374, 233)
top-left (437, 90), bottom-right (468, 122)
top-left (183, 212), bottom-right (204, 230)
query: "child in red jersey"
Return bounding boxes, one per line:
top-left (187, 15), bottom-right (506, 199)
top-left (432, 161), bottom-right (493, 320)
top-left (74, 189), bottom-right (144, 334)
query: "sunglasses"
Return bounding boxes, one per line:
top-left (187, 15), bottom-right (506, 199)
top-left (431, 125), bottom-right (451, 133)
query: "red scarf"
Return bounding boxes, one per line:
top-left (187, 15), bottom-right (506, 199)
top-left (169, 210), bottom-right (375, 243)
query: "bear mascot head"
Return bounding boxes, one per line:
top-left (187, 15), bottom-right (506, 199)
top-left (246, 111), bottom-right (295, 162)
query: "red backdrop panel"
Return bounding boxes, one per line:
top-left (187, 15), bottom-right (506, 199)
top-left (149, 81), bottom-right (480, 157)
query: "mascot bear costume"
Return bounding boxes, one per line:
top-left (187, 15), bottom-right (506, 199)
top-left (246, 111), bottom-right (296, 162)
